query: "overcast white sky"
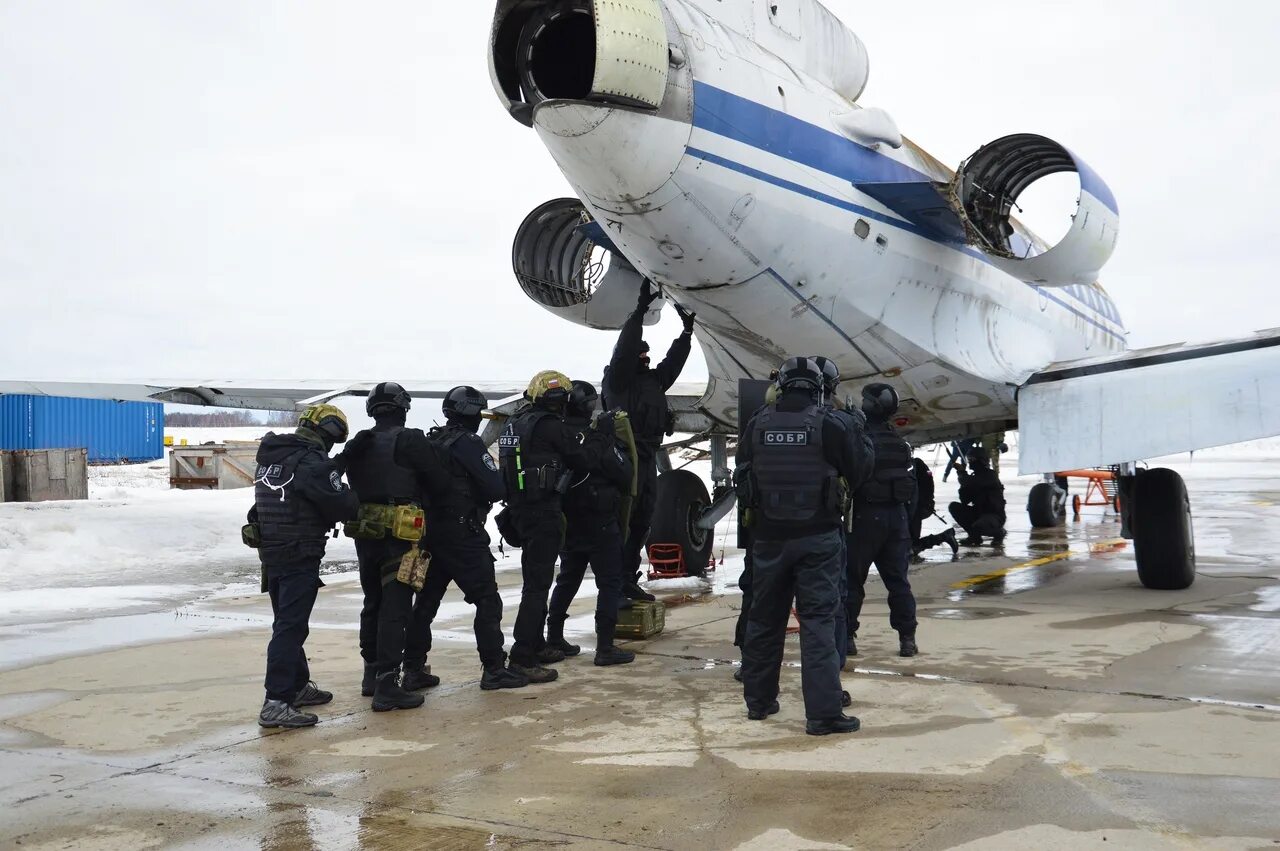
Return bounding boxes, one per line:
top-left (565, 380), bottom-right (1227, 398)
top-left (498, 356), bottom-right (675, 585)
top-left (3, 1), bottom-right (1278, 387)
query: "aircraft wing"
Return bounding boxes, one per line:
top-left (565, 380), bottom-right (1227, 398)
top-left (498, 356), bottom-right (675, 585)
top-left (1017, 329), bottom-right (1280, 473)
top-left (0, 379), bottom-right (528, 411)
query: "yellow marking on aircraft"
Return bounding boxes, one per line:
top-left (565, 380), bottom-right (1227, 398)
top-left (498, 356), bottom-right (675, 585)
top-left (950, 539), bottom-right (1128, 590)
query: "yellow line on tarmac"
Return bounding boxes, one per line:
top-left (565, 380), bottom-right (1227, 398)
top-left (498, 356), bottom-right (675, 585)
top-left (950, 551), bottom-right (1073, 589)
top-left (950, 539), bottom-right (1128, 590)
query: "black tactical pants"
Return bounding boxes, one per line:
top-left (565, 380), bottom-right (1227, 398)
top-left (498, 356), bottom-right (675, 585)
top-left (405, 519), bottom-right (507, 671)
top-left (742, 530), bottom-right (844, 722)
top-left (547, 519), bottom-right (624, 645)
top-left (734, 545), bottom-right (754, 650)
top-left (264, 559), bottom-right (322, 702)
top-left (847, 504), bottom-right (917, 637)
top-left (949, 503), bottom-right (1006, 540)
top-left (511, 507), bottom-right (564, 666)
top-left (356, 537), bottom-right (417, 677)
top-left (621, 458), bottom-right (658, 581)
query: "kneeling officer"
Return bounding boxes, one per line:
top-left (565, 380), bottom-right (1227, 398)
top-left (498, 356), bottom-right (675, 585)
top-left (340, 381), bottom-right (451, 712)
top-left (546, 381), bottom-right (637, 667)
top-left (737, 357), bottom-right (867, 736)
top-left (249, 404), bottom-right (359, 729)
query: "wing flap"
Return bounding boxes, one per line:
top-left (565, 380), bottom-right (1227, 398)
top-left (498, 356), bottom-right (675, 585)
top-left (1017, 330), bottom-right (1280, 473)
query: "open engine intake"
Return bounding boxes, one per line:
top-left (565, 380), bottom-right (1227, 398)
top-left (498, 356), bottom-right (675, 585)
top-left (951, 133), bottom-right (1119, 286)
top-left (511, 198), bottom-right (654, 329)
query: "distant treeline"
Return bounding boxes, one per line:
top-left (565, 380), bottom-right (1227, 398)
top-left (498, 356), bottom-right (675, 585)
top-left (165, 410), bottom-right (296, 427)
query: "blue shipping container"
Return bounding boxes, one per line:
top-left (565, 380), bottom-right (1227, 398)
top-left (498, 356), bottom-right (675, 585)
top-left (0, 395), bottom-right (164, 463)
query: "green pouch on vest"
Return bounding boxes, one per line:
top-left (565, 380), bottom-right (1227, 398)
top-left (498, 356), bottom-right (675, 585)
top-left (344, 504), bottom-right (392, 540)
top-left (241, 523), bottom-right (262, 549)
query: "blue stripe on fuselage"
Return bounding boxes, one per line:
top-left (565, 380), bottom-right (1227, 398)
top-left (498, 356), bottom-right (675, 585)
top-left (688, 81), bottom-right (1125, 339)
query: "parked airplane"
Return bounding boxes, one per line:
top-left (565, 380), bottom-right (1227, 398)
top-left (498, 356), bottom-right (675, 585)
top-left (6, 0), bottom-right (1278, 592)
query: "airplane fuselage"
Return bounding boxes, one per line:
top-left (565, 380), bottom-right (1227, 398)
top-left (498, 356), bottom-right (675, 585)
top-left (497, 0), bottom-right (1126, 442)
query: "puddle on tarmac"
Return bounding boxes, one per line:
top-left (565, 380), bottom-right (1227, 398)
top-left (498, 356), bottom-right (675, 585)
top-left (661, 593), bottom-right (716, 609)
top-left (926, 608), bottom-right (1024, 620)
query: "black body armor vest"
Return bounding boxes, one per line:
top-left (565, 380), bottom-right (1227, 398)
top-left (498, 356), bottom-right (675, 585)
top-left (254, 449), bottom-right (329, 544)
top-left (498, 408), bottom-right (563, 505)
top-left (427, 425), bottom-right (485, 517)
top-left (345, 427), bottom-right (420, 506)
top-left (750, 404), bottom-right (840, 525)
top-left (857, 420), bottom-right (913, 504)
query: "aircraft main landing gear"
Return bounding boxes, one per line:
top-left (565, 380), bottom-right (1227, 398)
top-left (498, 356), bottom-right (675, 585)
top-left (1124, 467), bottom-right (1196, 589)
top-left (1027, 479), bottom-right (1067, 528)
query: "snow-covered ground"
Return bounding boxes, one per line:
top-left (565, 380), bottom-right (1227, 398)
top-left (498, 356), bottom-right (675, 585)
top-left (3, 427), bottom-right (1278, 630)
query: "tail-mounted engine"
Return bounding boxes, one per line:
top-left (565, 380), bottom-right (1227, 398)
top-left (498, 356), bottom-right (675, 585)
top-left (951, 134), bottom-right (1119, 287)
top-left (511, 198), bottom-right (658, 329)
top-left (490, 0), bottom-right (670, 126)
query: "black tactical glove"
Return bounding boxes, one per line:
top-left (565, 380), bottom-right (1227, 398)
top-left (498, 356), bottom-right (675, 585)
top-left (674, 302), bottom-right (696, 332)
top-left (637, 280), bottom-right (660, 310)
top-left (593, 410), bottom-right (616, 436)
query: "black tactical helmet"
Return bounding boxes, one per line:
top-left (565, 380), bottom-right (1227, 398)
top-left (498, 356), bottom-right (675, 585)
top-left (861, 383), bottom-right (900, 420)
top-left (810, 356), bottom-right (841, 393)
top-left (442, 385), bottom-right (487, 420)
top-left (366, 381), bottom-right (411, 417)
top-left (567, 380), bottom-right (599, 417)
top-left (776, 356), bottom-right (823, 392)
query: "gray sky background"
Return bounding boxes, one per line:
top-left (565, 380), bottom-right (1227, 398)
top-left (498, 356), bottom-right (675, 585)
top-left (3, 1), bottom-right (1278, 387)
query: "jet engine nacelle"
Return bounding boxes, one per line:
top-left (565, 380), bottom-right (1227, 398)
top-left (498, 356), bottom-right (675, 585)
top-left (511, 198), bottom-right (660, 330)
top-left (952, 134), bottom-right (1119, 287)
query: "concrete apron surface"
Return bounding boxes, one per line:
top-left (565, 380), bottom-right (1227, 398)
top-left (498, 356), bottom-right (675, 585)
top-left (2, 496), bottom-right (1280, 848)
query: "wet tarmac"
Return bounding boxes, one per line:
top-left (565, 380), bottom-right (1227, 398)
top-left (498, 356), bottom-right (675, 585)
top-left (2, 473), bottom-right (1280, 848)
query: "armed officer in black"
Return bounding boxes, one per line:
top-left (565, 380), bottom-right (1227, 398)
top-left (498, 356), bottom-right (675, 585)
top-left (602, 282), bottom-right (695, 602)
top-left (847, 383), bottom-right (920, 658)
top-left (737, 357), bottom-right (868, 736)
top-left (499, 370), bottom-right (609, 683)
top-left (405, 386), bottom-right (528, 691)
top-left (950, 448), bottom-right (1007, 546)
top-left (545, 381), bottom-right (637, 667)
top-left (250, 404), bottom-right (358, 729)
top-left (338, 381), bottom-right (451, 712)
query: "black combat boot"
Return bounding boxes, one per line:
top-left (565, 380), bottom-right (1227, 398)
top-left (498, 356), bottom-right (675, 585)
top-left (622, 572), bottom-right (656, 602)
top-left (899, 634), bottom-right (919, 657)
top-left (537, 646), bottom-right (566, 664)
top-left (401, 663), bottom-right (440, 691)
top-left (259, 699), bottom-right (318, 729)
top-left (372, 670), bottom-right (425, 712)
top-left (747, 700), bottom-right (780, 721)
top-left (361, 663), bottom-right (376, 697)
top-left (847, 633), bottom-right (858, 657)
top-left (806, 714), bottom-right (861, 736)
top-left (292, 681), bottom-right (333, 708)
top-left (841, 689), bottom-right (852, 708)
top-left (480, 664), bottom-right (529, 690)
top-left (942, 528), bottom-right (959, 557)
top-left (959, 535), bottom-right (984, 547)
top-left (594, 645), bottom-right (636, 666)
top-left (545, 619), bottom-right (581, 657)
top-left (509, 661), bottom-right (559, 684)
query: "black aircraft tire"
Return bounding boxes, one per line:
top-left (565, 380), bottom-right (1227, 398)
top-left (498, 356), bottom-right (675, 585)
top-left (650, 470), bottom-right (712, 577)
top-left (1133, 467), bottom-right (1196, 590)
top-left (1028, 481), bottom-right (1064, 528)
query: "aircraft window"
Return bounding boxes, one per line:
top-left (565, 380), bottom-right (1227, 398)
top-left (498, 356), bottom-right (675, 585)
top-left (854, 219), bottom-right (870, 239)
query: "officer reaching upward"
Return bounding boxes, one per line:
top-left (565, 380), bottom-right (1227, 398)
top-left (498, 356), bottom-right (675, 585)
top-left (249, 404), bottom-right (359, 729)
top-left (405, 386), bottom-right (529, 690)
top-left (339, 382), bottom-right (451, 712)
top-left (545, 381), bottom-right (637, 667)
top-left (499, 371), bottom-right (611, 683)
top-left (737, 357), bottom-right (870, 736)
top-left (847, 384), bottom-right (920, 659)
top-left (602, 282), bottom-right (695, 602)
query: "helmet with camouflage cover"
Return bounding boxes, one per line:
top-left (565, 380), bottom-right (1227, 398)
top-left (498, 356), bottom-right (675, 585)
top-left (525, 370), bottom-right (571, 405)
top-left (297, 404), bottom-right (350, 445)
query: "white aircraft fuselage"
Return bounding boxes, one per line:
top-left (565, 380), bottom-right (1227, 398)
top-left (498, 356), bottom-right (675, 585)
top-left (491, 0), bottom-right (1125, 443)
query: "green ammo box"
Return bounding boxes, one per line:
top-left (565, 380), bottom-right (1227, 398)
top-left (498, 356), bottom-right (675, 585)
top-left (615, 600), bottom-right (665, 640)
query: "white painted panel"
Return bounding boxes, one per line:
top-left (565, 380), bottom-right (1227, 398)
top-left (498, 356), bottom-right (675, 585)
top-left (1018, 340), bottom-right (1280, 473)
